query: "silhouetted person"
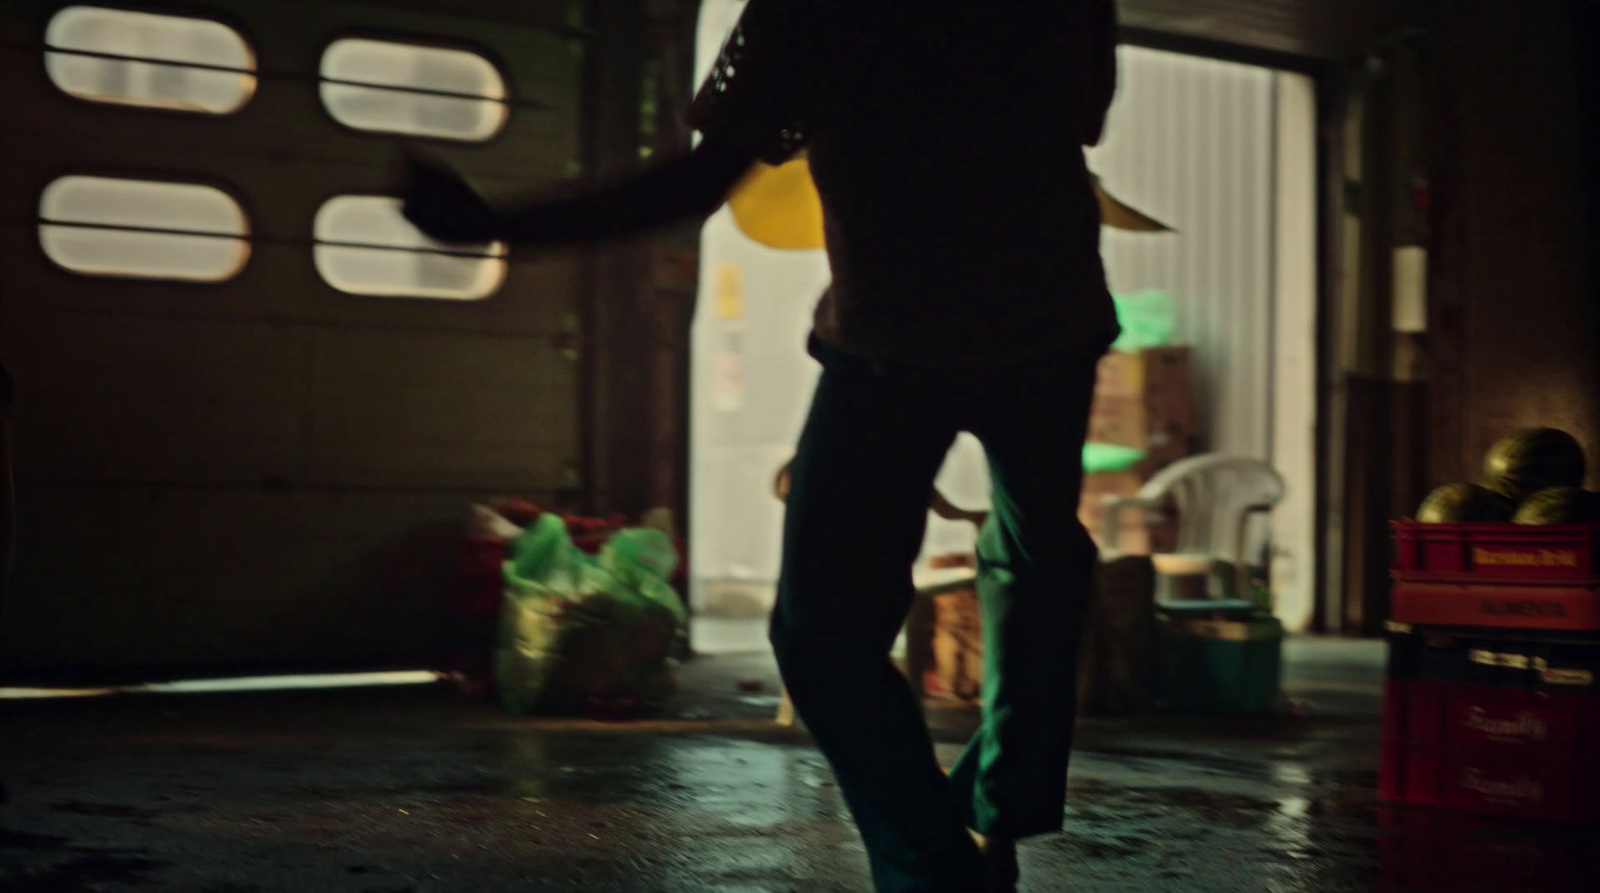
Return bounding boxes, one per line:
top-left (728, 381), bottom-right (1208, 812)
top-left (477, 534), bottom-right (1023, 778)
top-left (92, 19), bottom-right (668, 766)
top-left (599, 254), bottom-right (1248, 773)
top-left (403, 3), bottom-right (1119, 890)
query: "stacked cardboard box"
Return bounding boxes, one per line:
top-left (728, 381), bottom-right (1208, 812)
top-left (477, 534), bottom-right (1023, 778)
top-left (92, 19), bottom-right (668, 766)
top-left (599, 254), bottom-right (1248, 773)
top-left (912, 555), bottom-right (1168, 715)
top-left (1089, 345), bottom-right (1196, 464)
top-left (1080, 346), bottom-right (1195, 554)
top-left (925, 585), bottom-right (983, 700)
top-left (902, 556), bottom-right (982, 703)
top-left (910, 348), bottom-right (1197, 705)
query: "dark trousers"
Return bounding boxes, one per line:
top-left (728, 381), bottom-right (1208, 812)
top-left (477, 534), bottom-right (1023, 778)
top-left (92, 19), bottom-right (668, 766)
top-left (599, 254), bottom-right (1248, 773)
top-left (771, 336), bottom-right (1101, 893)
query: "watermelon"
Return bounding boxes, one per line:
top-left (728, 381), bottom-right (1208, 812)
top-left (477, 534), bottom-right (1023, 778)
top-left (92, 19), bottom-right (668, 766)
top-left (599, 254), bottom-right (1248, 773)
top-left (1483, 428), bottom-right (1587, 502)
top-left (1512, 487), bottom-right (1600, 524)
top-left (1415, 483), bottom-right (1514, 523)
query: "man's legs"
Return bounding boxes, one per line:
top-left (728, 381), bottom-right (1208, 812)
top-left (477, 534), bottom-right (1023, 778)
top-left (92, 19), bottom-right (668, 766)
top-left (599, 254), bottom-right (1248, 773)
top-left (948, 356), bottom-right (1100, 841)
top-left (771, 340), bottom-right (985, 893)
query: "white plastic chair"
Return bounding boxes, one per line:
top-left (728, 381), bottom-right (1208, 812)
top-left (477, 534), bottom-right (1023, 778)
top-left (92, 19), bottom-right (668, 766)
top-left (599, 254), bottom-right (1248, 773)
top-left (1099, 454), bottom-right (1286, 600)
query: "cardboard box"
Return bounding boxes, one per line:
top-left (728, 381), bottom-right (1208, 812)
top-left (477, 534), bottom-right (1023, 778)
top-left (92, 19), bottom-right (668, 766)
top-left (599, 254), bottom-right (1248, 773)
top-left (926, 588), bottom-right (983, 701)
top-left (1079, 357), bottom-right (1192, 548)
top-left (1087, 396), bottom-right (1145, 448)
top-left (1082, 470), bottom-right (1144, 497)
top-left (1095, 346), bottom-right (1192, 401)
top-left (1089, 346), bottom-right (1196, 459)
top-left (1087, 396), bottom-right (1195, 452)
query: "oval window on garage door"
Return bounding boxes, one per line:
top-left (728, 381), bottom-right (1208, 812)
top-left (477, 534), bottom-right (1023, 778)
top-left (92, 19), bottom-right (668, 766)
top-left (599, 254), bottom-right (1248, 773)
top-left (320, 38), bottom-right (509, 141)
top-left (314, 195), bottom-right (507, 300)
top-left (40, 176), bottom-right (251, 282)
top-left (45, 6), bottom-right (257, 114)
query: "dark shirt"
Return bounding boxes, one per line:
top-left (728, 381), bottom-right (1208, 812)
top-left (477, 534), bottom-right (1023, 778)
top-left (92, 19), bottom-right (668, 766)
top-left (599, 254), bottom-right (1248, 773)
top-left (690, 1), bottom-right (1121, 369)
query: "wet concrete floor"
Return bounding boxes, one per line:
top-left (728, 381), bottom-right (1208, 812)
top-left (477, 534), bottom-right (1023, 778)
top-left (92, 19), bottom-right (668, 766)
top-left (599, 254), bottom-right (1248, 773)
top-left (2, 638), bottom-right (1597, 892)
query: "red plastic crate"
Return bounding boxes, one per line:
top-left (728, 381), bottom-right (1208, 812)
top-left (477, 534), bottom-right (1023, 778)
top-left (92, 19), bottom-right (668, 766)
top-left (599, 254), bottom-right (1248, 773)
top-left (1442, 747), bottom-right (1580, 820)
top-left (1448, 686), bottom-right (1579, 749)
top-left (1380, 679), bottom-right (1600, 824)
top-left (1392, 520), bottom-right (1600, 582)
top-left (1391, 579), bottom-right (1600, 631)
top-left (449, 534), bottom-right (512, 617)
top-left (1374, 804), bottom-right (1600, 893)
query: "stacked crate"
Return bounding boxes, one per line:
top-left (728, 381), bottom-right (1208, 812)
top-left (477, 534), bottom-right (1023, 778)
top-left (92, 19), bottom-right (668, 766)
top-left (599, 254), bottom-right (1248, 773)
top-left (1080, 346), bottom-right (1196, 553)
top-left (1381, 520), bottom-right (1600, 824)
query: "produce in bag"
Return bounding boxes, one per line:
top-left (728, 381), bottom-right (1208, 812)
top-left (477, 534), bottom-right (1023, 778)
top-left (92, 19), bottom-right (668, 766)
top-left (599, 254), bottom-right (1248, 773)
top-left (495, 514), bottom-right (686, 716)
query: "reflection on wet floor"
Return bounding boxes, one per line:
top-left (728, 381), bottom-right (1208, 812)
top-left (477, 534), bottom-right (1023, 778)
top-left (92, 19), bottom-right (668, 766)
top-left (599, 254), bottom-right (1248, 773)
top-left (1, 641), bottom-right (1597, 891)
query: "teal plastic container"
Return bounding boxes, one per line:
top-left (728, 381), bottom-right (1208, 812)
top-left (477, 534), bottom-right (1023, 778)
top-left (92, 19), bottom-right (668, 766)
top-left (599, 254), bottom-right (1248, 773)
top-left (1155, 610), bottom-right (1284, 716)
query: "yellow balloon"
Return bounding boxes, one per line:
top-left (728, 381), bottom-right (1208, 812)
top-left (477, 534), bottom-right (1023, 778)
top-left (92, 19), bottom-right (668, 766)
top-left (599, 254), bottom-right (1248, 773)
top-left (726, 157), bottom-right (827, 251)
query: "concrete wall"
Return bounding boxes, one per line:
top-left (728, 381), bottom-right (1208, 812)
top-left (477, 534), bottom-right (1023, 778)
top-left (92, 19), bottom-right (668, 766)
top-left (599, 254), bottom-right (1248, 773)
top-left (1425, 0), bottom-right (1600, 491)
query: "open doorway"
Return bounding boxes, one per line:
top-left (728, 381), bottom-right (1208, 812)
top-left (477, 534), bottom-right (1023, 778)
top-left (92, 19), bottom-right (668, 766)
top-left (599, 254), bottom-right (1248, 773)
top-left (687, 3), bottom-right (1321, 640)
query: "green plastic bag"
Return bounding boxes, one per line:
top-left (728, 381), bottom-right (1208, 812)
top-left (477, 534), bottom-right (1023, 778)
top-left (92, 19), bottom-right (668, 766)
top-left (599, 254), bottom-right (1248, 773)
top-left (495, 514), bottom-right (686, 716)
top-left (1111, 290), bottom-right (1176, 352)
